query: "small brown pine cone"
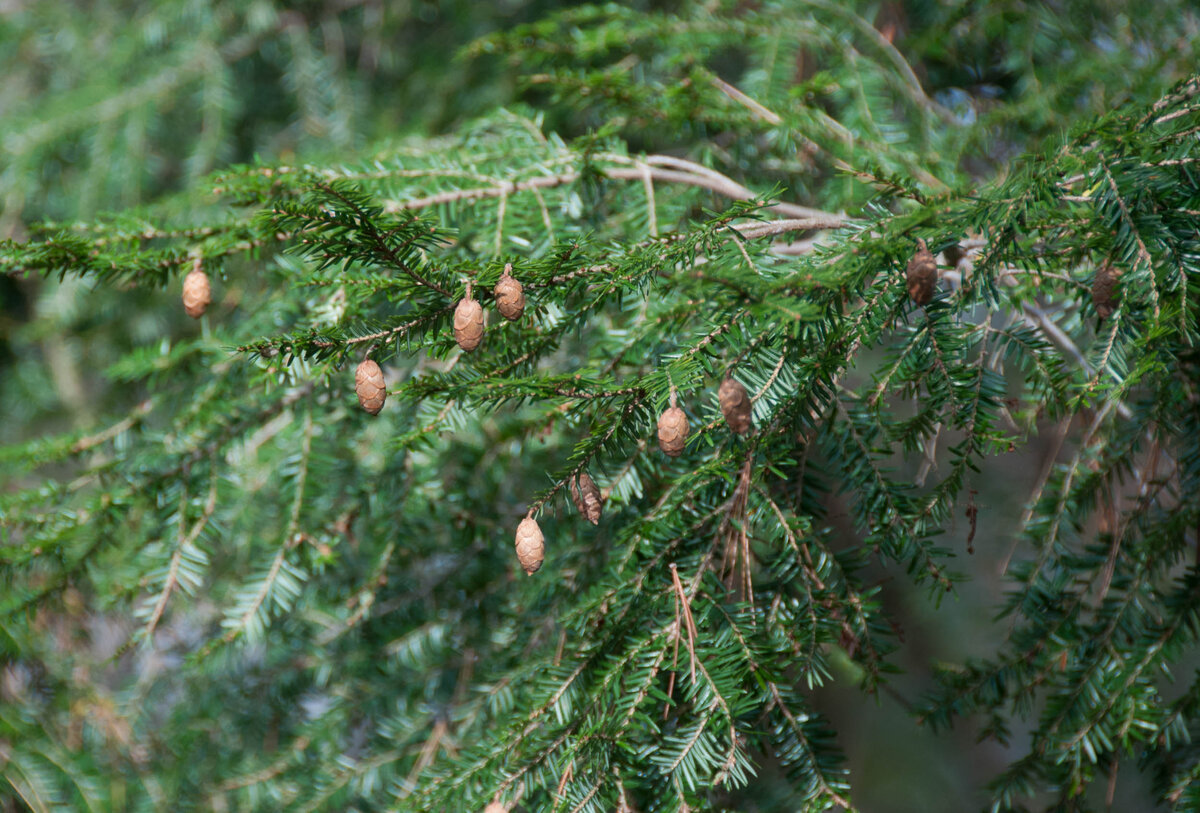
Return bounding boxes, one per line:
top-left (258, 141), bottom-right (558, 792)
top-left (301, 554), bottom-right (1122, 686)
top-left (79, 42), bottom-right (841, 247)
top-left (454, 295), bottom-right (485, 351)
top-left (494, 264), bottom-right (525, 321)
top-left (354, 359), bottom-right (386, 415)
top-left (514, 516), bottom-right (545, 575)
top-left (568, 475), bottom-right (587, 517)
top-left (182, 267), bottom-right (212, 318)
top-left (573, 473), bottom-right (602, 525)
top-left (657, 406), bottom-right (689, 457)
top-left (905, 238), bottom-right (937, 306)
top-left (718, 376), bottom-right (752, 434)
top-left (1092, 262), bottom-right (1121, 320)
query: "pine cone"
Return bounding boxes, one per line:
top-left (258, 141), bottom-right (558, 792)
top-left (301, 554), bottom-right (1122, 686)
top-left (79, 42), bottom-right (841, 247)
top-left (1092, 262), bottom-right (1121, 320)
top-left (572, 473), bottom-right (602, 525)
top-left (454, 294), bottom-right (485, 351)
top-left (494, 264), bottom-right (525, 321)
top-left (514, 516), bottom-right (545, 575)
top-left (182, 266), bottom-right (212, 318)
top-left (657, 406), bottom-right (689, 457)
top-left (354, 359), bottom-right (386, 415)
top-left (718, 376), bottom-right (752, 434)
top-left (905, 238), bottom-right (937, 306)
top-left (568, 475), bottom-right (587, 517)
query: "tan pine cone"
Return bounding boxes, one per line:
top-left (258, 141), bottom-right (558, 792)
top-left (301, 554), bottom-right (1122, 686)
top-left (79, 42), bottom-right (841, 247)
top-left (657, 406), bottom-right (689, 457)
top-left (454, 294), bottom-right (485, 351)
top-left (514, 516), bottom-right (545, 575)
top-left (718, 376), bottom-right (752, 434)
top-left (568, 474), bottom-right (587, 517)
top-left (905, 238), bottom-right (937, 306)
top-left (1092, 262), bottom-right (1121, 320)
top-left (354, 359), bottom-right (386, 415)
top-left (572, 473), bottom-right (602, 525)
top-left (494, 263), bottom-right (525, 321)
top-left (182, 265), bottom-right (212, 318)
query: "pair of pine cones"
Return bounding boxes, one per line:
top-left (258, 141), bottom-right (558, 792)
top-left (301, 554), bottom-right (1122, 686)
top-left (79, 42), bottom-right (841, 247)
top-left (656, 376), bottom-right (753, 457)
top-left (513, 471), bottom-right (603, 575)
top-left (453, 265), bottom-right (525, 352)
top-left (907, 238), bottom-right (1121, 319)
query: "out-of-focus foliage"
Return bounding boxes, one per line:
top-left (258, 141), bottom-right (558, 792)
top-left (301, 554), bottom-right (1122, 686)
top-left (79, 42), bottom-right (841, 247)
top-left (0, 0), bottom-right (578, 227)
top-left (2, 2), bottom-right (1200, 811)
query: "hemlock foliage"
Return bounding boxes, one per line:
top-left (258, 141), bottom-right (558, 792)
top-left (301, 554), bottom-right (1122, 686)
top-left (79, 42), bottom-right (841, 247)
top-left (2, 2), bottom-right (1200, 811)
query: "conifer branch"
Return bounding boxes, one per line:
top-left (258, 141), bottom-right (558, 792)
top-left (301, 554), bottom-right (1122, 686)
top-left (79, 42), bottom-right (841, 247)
top-left (311, 180), bottom-right (453, 297)
top-left (6, 9), bottom-right (1200, 811)
top-left (142, 464), bottom-right (219, 642)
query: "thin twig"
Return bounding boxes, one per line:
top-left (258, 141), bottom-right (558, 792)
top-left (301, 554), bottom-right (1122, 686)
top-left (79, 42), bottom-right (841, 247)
top-left (69, 400), bottom-right (153, 453)
top-left (669, 563), bottom-right (699, 683)
top-left (388, 162), bottom-right (843, 223)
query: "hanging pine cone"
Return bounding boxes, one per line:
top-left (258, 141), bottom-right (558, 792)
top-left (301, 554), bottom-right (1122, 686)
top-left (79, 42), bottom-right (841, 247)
top-left (572, 473), bottom-right (602, 525)
top-left (905, 238), bottom-right (937, 306)
top-left (454, 286), bottom-right (485, 351)
top-left (494, 263), bottom-right (525, 321)
top-left (182, 260), bottom-right (212, 318)
top-left (514, 516), bottom-right (545, 575)
top-left (354, 359), bottom-right (386, 415)
top-left (657, 405), bottom-right (689, 457)
top-left (718, 376), bottom-right (752, 434)
top-left (1092, 262), bottom-right (1121, 320)
top-left (568, 475), bottom-right (587, 517)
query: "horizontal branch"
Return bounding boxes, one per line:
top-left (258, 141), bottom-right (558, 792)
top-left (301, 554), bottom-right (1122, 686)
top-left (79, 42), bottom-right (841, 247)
top-left (732, 217), bottom-right (845, 239)
top-left (385, 160), bottom-right (843, 224)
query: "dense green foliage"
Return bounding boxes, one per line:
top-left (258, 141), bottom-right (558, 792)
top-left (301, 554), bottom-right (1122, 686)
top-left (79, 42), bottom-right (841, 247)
top-left (3, 2), bottom-right (1200, 811)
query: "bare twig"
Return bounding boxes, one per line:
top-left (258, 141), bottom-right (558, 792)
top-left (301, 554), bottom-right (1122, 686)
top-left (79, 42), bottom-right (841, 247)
top-left (732, 217), bottom-right (845, 239)
top-left (70, 399), bottom-right (153, 453)
top-left (669, 563), bottom-right (699, 683)
top-left (388, 161), bottom-right (843, 223)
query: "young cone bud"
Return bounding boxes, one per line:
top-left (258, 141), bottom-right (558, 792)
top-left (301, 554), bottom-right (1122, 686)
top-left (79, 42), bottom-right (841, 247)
top-left (573, 473), bottom-right (602, 525)
top-left (454, 294), bottom-right (485, 351)
top-left (182, 265), bottom-right (212, 318)
top-left (718, 376), bottom-right (752, 434)
top-left (354, 359), bottom-right (386, 415)
top-left (514, 516), bottom-right (545, 575)
top-left (1092, 262), bottom-right (1121, 320)
top-left (494, 264), bottom-right (525, 321)
top-left (905, 238), bottom-right (937, 305)
top-left (657, 406), bottom-right (689, 457)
